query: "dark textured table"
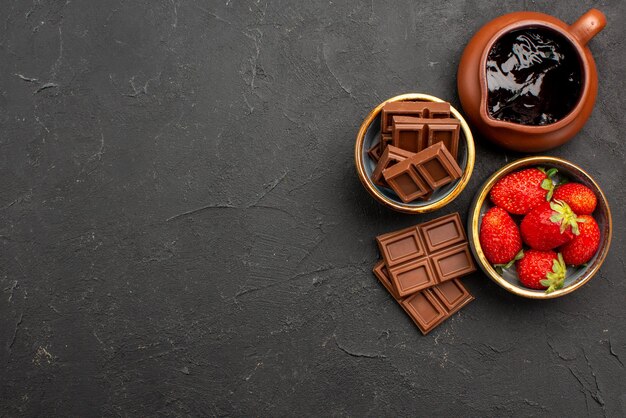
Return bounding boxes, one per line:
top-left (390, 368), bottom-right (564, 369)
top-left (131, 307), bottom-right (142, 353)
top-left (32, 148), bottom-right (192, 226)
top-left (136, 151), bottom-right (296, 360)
top-left (1, 1), bottom-right (625, 416)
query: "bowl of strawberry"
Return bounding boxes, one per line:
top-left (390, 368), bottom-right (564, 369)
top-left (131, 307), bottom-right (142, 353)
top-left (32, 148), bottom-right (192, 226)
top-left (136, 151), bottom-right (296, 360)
top-left (468, 156), bottom-right (612, 299)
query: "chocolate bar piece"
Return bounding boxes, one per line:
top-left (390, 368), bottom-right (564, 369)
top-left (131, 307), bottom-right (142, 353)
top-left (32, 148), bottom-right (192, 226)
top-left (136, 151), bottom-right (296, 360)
top-left (372, 261), bottom-right (401, 299)
top-left (430, 244), bottom-right (476, 282)
top-left (379, 133), bottom-right (392, 153)
top-left (425, 119), bottom-right (460, 160)
top-left (373, 260), bottom-right (474, 335)
top-left (383, 142), bottom-right (461, 203)
top-left (381, 102), bottom-right (451, 133)
top-left (402, 280), bottom-right (473, 335)
top-left (413, 142), bottom-right (462, 188)
top-left (391, 118), bottom-right (426, 154)
top-left (391, 115), bottom-right (423, 128)
top-left (371, 145), bottom-right (414, 188)
top-left (376, 213), bottom-right (476, 297)
top-left (384, 162), bottom-right (431, 202)
top-left (391, 118), bottom-right (461, 159)
top-left (367, 142), bottom-right (382, 162)
top-left (428, 106), bottom-right (452, 119)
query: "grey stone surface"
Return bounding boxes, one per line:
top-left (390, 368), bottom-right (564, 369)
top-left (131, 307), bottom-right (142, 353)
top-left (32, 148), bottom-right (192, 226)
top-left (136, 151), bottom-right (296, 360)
top-left (1, 0), bottom-right (624, 416)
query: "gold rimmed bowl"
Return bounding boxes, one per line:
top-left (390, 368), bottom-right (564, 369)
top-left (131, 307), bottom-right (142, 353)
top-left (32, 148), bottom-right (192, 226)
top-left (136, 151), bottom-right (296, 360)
top-left (468, 156), bottom-right (612, 299)
top-left (354, 93), bottom-right (476, 214)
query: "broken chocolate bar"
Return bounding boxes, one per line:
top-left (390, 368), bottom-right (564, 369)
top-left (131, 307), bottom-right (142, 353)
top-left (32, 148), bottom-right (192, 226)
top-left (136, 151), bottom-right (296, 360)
top-left (379, 133), bottom-right (392, 154)
top-left (391, 118), bottom-right (460, 159)
top-left (382, 142), bottom-right (461, 203)
top-left (373, 260), bottom-right (474, 335)
top-left (391, 118), bottom-right (426, 154)
top-left (368, 142), bottom-right (382, 162)
top-left (381, 101), bottom-right (451, 133)
top-left (384, 163), bottom-right (431, 201)
top-left (425, 119), bottom-right (460, 160)
top-left (376, 213), bottom-right (476, 297)
top-left (413, 142), bottom-right (462, 188)
top-left (371, 145), bottom-right (414, 188)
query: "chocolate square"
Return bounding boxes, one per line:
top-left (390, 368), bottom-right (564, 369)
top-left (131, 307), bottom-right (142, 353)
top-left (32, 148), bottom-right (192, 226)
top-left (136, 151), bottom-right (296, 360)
top-left (376, 226), bottom-right (425, 268)
top-left (426, 120), bottom-right (460, 160)
top-left (371, 145), bottom-right (414, 188)
top-left (418, 212), bottom-right (466, 254)
top-left (413, 142), bottom-right (462, 189)
top-left (401, 291), bottom-right (448, 334)
top-left (429, 243), bottom-right (476, 282)
top-left (392, 122), bottom-right (427, 153)
top-left (389, 257), bottom-right (437, 297)
top-left (383, 161), bottom-right (432, 203)
top-left (430, 279), bottom-right (471, 311)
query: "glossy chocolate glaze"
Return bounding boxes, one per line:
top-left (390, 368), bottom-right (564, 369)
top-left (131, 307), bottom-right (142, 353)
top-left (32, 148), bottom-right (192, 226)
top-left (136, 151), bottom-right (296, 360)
top-left (486, 28), bottom-right (582, 126)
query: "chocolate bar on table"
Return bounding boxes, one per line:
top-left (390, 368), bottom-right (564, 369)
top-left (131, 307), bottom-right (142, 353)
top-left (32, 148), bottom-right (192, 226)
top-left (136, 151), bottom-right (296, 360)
top-left (376, 213), bottom-right (476, 297)
top-left (383, 142), bottom-right (461, 203)
top-left (381, 102), bottom-right (451, 134)
top-left (373, 260), bottom-right (474, 335)
top-left (391, 117), bottom-right (461, 159)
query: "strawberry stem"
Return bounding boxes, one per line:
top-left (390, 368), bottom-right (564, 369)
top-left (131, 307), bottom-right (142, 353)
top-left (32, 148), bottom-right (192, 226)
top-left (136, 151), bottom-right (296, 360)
top-left (505, 250), bottom-right (524, 269)
top-left (540, 253), bottom-right (567, 293)
top-left (540, 167), bottom-right (558, 201)
top-left (549, 200), bottom-right (581, 235)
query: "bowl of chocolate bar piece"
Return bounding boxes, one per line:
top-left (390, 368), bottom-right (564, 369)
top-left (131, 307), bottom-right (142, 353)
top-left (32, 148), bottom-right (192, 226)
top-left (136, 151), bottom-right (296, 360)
top-left (355, 93), bottom-right (475, 214)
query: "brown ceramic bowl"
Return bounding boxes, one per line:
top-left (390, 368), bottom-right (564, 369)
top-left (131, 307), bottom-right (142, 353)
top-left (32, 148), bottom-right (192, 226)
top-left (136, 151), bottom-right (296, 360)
top-left (355, 93), bottom-right (475, 214)
top-left (468, 156), bottom-right (612, 299)
top-left (458, 9), bottom-right (606, 152)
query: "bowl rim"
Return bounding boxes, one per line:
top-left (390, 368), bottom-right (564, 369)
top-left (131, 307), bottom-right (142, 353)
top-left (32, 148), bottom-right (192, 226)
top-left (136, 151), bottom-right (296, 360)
top-left (354, 93), bottom-right (476, 214)
top-left (468, 156), bottom-right (613, 299)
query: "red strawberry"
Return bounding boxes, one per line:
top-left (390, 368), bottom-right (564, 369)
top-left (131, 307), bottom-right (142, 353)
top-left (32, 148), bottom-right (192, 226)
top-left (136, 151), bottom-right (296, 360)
top-left (479, 207), bottom-right (523, 265)
top-left (490, 167), bottom-right (556, 215)
top-left (516, 250), bottom-right (566, 293)
top-left (559, 215), bottom-right (600, 265)
top-left (553, 183), bottom-right (597, 215)
top-left (520, 200), bottom-right (581, 250)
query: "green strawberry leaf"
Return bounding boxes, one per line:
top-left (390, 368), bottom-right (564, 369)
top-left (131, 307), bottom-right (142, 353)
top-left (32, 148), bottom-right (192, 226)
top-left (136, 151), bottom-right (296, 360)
top-left (504, 250), bottom-right (524, 269)
top-left (546, 168), bottom-right (558, 178)
top-left (541, 169), bottom-right (558, 201)
top-left (541, 179), bottom-right (555, 201)
top-left (496, 250), bottom-right (525, 271)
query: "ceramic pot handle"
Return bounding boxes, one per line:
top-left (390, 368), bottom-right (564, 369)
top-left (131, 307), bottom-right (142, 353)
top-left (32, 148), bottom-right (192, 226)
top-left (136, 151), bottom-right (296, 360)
top-left (570, 9), bottom-right (606, 46)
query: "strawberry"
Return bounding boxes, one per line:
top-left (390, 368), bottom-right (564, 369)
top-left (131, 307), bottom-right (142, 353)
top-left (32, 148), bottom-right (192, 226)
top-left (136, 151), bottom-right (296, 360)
top-left (479, 206), bottom-right (523, 265)
top-left (559, 215), bottom-right (600, 265)
top-left (520, 200), bottom-right (581, 250)
top-left (516, 250), bottom-right (567, 293)
top-left (490, 167), bottom-right (556, 215)
top-left (553, 183), bottom-right (597, 215)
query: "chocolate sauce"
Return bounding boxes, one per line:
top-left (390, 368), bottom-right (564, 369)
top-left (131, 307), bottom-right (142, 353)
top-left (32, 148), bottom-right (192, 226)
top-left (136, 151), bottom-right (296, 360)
top-left (486, 28), bottom-right (582, 126)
